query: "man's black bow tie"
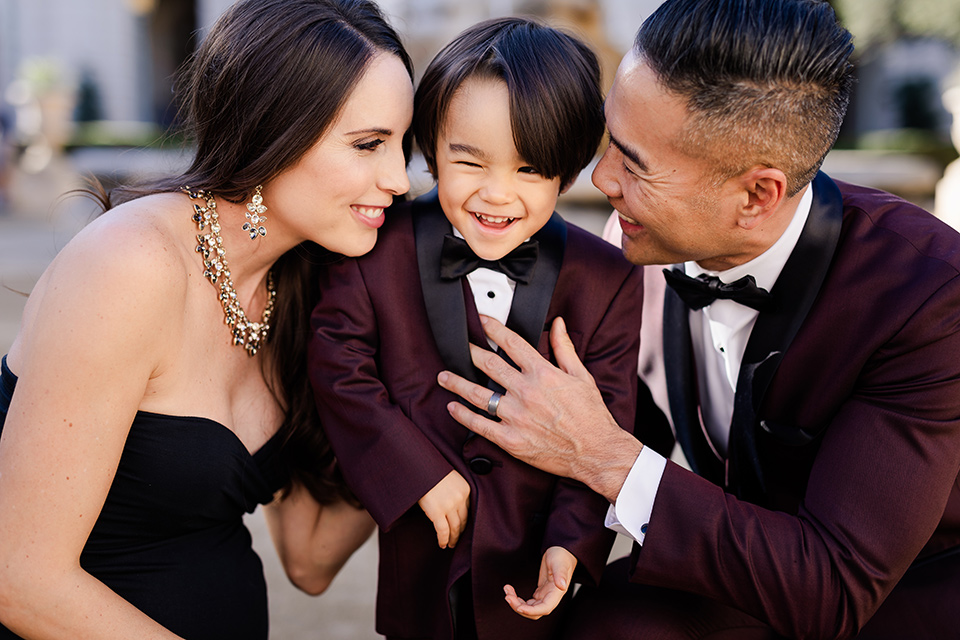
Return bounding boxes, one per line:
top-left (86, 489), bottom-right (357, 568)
top-left (439, 234), bottom-right (539, 285)
top-left (662, 267), bottom-right (773, 311)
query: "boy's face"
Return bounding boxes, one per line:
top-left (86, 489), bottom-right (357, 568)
top-left (435, 76), bottom-right (563, 261)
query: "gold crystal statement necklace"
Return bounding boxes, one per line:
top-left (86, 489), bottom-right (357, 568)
top-left (182, 186), bottom-right (276, 356)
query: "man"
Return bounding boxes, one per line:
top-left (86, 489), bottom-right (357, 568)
top-left (437, 0), bottom-right (960, 637)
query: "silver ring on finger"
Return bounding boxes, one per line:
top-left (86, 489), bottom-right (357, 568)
top-left (486, 391), bottom-right (503, 417)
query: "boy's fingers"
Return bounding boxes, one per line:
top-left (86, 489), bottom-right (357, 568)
top-left (447, 511), bottom-right (462, 548)
top-left (433, 517), bottom-right (450, 548)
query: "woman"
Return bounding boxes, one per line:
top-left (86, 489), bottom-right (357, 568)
top-left (0, 0), bottom-right (413, 638)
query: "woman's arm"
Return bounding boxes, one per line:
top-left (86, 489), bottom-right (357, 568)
top-left (0, 211), bottom-right (186, 639)
top-left (263, 483), bottom-right (376, 595)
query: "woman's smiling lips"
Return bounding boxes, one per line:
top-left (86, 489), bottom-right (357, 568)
top-left (352, 204), bottom-right (386, 228)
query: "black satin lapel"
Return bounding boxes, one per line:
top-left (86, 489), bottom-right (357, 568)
top-left (414, 189), bottom-right (477, 383)
top-left (663, 280), bottom-right (724, 483)
top-left (729, 172), bottom-right (844, 500)
top-left (505, 212), bottom-right (566, 348)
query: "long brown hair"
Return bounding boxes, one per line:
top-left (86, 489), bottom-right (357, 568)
top-left (104, 0), bottom-right (413, 504)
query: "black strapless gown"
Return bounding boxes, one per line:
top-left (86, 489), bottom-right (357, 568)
top-left (0, 355), bottom-right (286, 639)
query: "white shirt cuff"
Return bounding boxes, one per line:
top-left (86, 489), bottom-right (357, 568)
top-left (604, 446), bottom-right (667, 544)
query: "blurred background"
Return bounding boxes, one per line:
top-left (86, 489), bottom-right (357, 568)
top-left (0, 1), bottom-right (959, 638)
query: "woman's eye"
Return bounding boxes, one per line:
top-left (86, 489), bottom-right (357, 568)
top-left (356, 138), bottom-right (385, 151)
top-left (456, 161), bottom-right (481, 168)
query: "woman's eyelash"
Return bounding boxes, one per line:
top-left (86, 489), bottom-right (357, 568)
top-left (356, 138), bottom-right (385, 151)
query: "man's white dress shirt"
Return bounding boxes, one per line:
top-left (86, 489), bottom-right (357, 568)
top-left (606, 186), bottom-right (813, 543)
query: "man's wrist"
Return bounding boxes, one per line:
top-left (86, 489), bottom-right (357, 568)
top-left (578, 426), bottom-right (644, 503)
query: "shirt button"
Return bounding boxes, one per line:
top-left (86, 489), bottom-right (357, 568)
top-left (487, 291), bottom-right (496, 299)
top-left (640, 523), bottom-right (648, 535)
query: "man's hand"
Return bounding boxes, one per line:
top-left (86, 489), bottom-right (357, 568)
top-left (418, 470), bottom-right (471, 549)
top-left (503, 546), bottom-right (577, 619)
top-left (437, 316), bottom-right (642, 502)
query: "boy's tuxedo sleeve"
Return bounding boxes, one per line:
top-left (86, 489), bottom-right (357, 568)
top-left (308, 256), bottom-right (452, 530)
top-left (542, 261), bottom-right (644, 587)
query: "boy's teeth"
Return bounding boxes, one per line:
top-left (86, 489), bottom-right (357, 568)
top-left (476, 213), bottom-right (513, 224)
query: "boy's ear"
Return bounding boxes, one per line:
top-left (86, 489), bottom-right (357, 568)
top-left (559, 179), bottom-right (574, 195)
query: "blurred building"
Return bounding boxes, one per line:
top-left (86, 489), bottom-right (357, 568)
top-left (0, 0), bottom-right (659, 136)
top-left (0, 0), bottom-right (956, 211)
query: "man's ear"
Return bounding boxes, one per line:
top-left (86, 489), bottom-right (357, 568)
top-left (735, 166), bottom-right (788, 231)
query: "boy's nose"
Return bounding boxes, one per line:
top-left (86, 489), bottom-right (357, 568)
top-left (479, 175), bottom-right (515, 205)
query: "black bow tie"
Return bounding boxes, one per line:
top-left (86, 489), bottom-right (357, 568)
top-left (662, 267), bottom-right (773, 311)
top-left (439, 234), bottom-right (539, 285)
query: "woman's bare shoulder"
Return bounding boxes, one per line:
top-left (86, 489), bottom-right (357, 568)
top-left (11, 192), bottom-right (195, 367)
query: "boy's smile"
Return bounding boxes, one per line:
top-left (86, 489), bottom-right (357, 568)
top-left (435, 76), bottom-right (564, 262)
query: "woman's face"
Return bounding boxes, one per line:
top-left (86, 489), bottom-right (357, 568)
top-left (265, 52), bottom-right (413, 256)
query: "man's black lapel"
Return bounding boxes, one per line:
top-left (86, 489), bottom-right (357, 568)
top-left (729, 171), bottom-right (844, 501)
top-left (663, 279), bottom-right (725, 484)
top-left (413, 189), bottom-right (477, 383)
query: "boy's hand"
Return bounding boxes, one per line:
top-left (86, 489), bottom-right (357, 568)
top-left (503, 546), bottom-right (577, 619)
top-left (418, 470), bottom-right (471, 549)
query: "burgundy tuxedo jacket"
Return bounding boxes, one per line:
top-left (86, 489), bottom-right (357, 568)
top-left (309, 190), bottom-right (643, 640)
top-left (631, 173), bottom-right (960, 639)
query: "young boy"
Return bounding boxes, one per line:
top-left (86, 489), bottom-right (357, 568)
top-left (309, 17), bottom-right (642, 640)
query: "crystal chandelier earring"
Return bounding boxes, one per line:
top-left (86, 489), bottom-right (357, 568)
top-left (242, 185), bottom-right (268, 239)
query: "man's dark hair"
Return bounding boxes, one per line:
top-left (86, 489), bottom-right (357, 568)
top-left (635, 0), bottom-right (855, 195)
top-left (414, 16), bottom-right (605, 189)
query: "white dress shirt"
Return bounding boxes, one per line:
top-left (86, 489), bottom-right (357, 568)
top-left (606, 185), bottom-right (814, 544)
top-left (452, 227), bottom-right (517, 345)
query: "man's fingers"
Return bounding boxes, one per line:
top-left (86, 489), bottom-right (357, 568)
top-left (438, 371), bottom-right (497, 414)
top-left (549, 317), bottom-right (591, 381)
top-left (479, 316), bottom-right (547, 372)
top-left (445, 399), bottom-right (520, 451)
top-left (438, 372), bottom-right (514, 443)
top-left (468, 343), bottom-right (523, 393)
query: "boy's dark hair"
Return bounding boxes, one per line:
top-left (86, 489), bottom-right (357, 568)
top-left (414, 16), bottom-right (604, 189)
top-left (636, 0), bottom-right (855, 195)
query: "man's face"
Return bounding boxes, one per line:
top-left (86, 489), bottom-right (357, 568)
top-left (592, 52), bottom-right (747, 271)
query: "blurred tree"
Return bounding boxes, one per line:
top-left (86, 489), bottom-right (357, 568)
top-left (831, 0), bottom-right (960, 50)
